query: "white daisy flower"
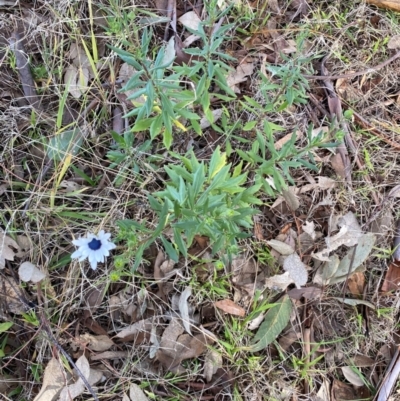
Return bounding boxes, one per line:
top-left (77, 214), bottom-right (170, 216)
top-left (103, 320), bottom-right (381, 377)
top-left (71, 230), bottom-right (116, 270)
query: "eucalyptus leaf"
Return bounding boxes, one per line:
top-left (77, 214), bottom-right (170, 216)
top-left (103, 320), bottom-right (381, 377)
top-left (249, 296), bottom-right (292, 352)
top-left (329, 233), bottom-right (376, 284)
top-left (333, 297), bottom-right (376, 310)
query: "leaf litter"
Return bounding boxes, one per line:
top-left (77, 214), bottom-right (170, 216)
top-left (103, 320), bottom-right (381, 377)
top-left (2, 0), bottom-right (400, 399)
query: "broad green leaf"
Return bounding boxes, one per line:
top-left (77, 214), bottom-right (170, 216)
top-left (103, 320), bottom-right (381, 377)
top-left (132, 118), bottom-right (154, 132)
top-left (47, 129), bottom-right (84, 161)
top-left (150, 114), bottom-right (163, 139)
top-left (0, 322), bottom-right (13, 333)
top-left (250, 296), bottom-right (292, 352)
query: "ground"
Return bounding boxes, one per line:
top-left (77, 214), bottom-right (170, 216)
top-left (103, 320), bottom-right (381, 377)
top-left (1, 0), bottom-right (400, 400)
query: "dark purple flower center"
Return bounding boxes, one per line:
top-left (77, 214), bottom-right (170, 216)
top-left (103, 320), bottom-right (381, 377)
top-left (88, 238), bottom-right (102, 251)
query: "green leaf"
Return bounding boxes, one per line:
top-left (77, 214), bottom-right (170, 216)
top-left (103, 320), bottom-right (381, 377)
top-left (0, 322), bottom-right (13, 333)
top-left (161, 235), bottom-right (179, 262)
top-left (132, 118), bottom-right (154, 132)
top-left (208, 147), bottom-right (227, 179)
top-left (250, 296), bottom-right (292, 352)
top-left (173, 227), bottom-right (187, 257)
top-left (47, 128), bottom-right (84, 161)
top-left (150, 115), bottom-right (163, 139)
top-left (111, 131), bottom-right (126, 147)
top-left (243, 121), bottom-right (257, 131)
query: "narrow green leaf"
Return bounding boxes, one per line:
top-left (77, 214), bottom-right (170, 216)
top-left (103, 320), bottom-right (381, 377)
top-left (161, 235), bottom-right (179, 262)
top-left (243, 121), bottom-right (257, 131)
top-left (0, 322), bottom-right (13, 333)
top-left (173, 227), bottom-right (187, 257)
top-left (250, 296), bottom-right (292, 352)
top-left (208, 147), bottom-right (227, 179)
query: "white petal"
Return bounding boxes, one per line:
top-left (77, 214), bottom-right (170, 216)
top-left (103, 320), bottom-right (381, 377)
top-left (71, 249), bottom-right (83, 259)
top-left (73, 238), bottom-right (89, 246)
top-left (89, 259), bottom-right (98, 270)
top-left (78, 255), bottom-right (87, 262)
top-left (95, 250), bottom-right (104, 263)
top-left (88, 252), bottom-right (97, 265)
top-left (104, 242), bottom-right (116, 250)
top-left (99, 231), bottom-right (111, 240)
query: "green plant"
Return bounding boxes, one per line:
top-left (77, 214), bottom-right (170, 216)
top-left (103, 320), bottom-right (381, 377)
top-left (106, 133), bottom-right (161, 186)
top-left (111, 4), bottom-right (236, 148)
top-left (116, 146), bottom-right (262, 269)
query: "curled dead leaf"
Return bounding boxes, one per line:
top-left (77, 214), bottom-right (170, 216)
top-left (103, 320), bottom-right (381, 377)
top-left (214, 299), bottom-right (245, 317)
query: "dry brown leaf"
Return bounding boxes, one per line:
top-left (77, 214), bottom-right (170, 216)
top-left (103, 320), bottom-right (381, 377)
top-left (179, 286), bottom-right (193, 334)
top-left (267, 239), bottom-right (294, 255)
top-left (204, 349), bottom-right (223, 382)
top-left (79, 334), bottom-right (114, 352)
top-left (264, 272), bottom-right (294, 291)
top-left (347, 272), bottom-right (365, 296)
top-left (226, 62), bottom-right (254, 93)
top-left (58, 355), bottom-right (103, 401)
top-left (281, 187), bottom-right (299, 211)
top-left (91, 351), bottom-right (129, 361)
top-left (0, 232), bottom-right (21, 269)
top-left (313, 212), bottom-right (363, 261)
top-left (64, 65), bottom-right (89, 99)
top-left (214, 299), bottom-right (245, 317)
top-left (341, 366), bottom-right (364, 387)
top-left (0, 275), bottom-right (27, 315)
top-left (278, 329), bottom-right (300, 351)
top-left (123, 383), bottom-right (149, 401)
top-left (332, 379), bottom-right (358, 400)
top-left (115, 318), bottom-right (153, 342)
top-left (287, 286), bottom-right (322, 300)
top-left (274, 131), bottom-right (302, 150)
top-left (330, 152), bottom-right (347, 179)
top-left (33, 357), bottom-right (66, 401)
top-left (348, 355), bottom-right (376, 368)
top-left (178, 11), bottom-right (201, 31)
top-left (365, 0), bottom-right (400, 11)
top-left (316, 379), bottom-right (331, 401)
top-left (381, 261), bottom-right (400, 292)
top-left (302, 221), bottom-right (316, 240)
top-left (283, 253), bottom-right (308, 288)
top-left (156, 318), bottom-right (214, 373)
